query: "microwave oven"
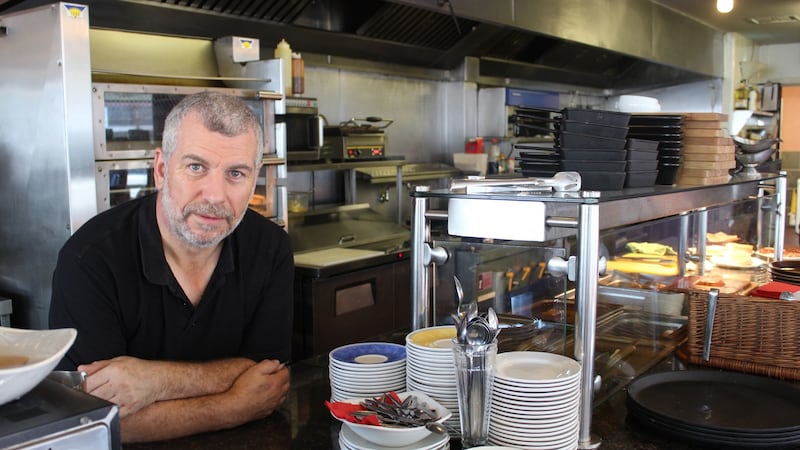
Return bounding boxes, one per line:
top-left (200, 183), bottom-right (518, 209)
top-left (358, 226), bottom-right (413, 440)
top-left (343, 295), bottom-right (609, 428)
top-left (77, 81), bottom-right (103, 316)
top-left (280, 97), bottom-right (324, 161)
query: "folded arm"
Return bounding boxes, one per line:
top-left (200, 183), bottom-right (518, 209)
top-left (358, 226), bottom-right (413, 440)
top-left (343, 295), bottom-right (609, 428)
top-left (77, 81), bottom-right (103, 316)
top-left (81, 357), bottom-right (289, 443)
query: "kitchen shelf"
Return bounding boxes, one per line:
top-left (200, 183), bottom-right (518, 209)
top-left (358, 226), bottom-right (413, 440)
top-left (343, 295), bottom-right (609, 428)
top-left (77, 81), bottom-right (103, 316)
top-left (356, 163), bottom-right (459, 184)
top-left (287, 158), bottom-right (405, 172)
top-left (287, 157), bottom-right (408, 224)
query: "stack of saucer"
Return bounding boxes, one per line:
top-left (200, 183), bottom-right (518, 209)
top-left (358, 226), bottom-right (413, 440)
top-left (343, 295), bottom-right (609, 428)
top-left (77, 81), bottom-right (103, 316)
top-left (328, 342), bottom-right (407, 402)
top-left (488, 351), bottom-right (582, 450)
top-left (405, 326), bottom-right (461, 436)
top-left (338, 425), bottom-right (450, 450)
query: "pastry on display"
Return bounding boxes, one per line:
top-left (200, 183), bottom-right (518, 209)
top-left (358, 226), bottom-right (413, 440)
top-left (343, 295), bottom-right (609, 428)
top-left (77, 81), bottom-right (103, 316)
top-left (706, 231), bottom-right (739, 244)
top-left (758, 246), bottom-right (800, 259)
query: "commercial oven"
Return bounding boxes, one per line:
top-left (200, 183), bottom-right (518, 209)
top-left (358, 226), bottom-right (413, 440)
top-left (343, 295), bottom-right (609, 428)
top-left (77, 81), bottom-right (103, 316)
top-left (91, 83), bottom-right (283, 214)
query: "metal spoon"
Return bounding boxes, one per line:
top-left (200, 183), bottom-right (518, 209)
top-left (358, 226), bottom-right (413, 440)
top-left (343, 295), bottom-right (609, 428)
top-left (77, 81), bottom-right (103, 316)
top-left (425, 421), bottom-right (458, 435)
top-left (486, 307), bottom-right (500, 341)
top-left (466, 318), bottom-right (494, 345)
top-left (457, 314), bottom-right (469, 344)
top-left (454, 276), bottom-right (478, 320)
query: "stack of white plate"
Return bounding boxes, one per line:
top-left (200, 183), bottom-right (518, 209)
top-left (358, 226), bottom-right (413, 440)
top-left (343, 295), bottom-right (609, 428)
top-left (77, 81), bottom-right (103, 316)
top-left (404, 326), bottom-right (461, 437)
top-left (338, 425), bottom-right (450, 450)
top-left (329, 342), bottom-right (407, 402)
top-left (488, 351), bottom-right (582, 450)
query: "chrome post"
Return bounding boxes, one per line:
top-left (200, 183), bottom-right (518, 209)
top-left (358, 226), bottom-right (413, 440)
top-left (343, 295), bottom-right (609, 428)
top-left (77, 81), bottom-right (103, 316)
top-left (775, 171), bottom-right (787, 261)
top-left (697, 208), bottom-right (708, 276)
top-left (576, 202), bottom-right (601, 449)
top-left (411, 186), bottom-right (430, 330)
top-left (396, 165), bottom-right (403, 225)
top-left (348, 169), bottom-right (357, 204)
top-left (678, 212), bottom-right (689, 276)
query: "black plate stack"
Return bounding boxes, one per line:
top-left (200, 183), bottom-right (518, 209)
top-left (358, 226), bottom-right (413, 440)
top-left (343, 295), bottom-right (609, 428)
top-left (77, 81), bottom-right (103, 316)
top-left (627, 115), bottom-right (684, 185)
top-left (627, 371), bottom-right (800, 449)
top-left (517, 108), bottom-right (631, 190)
top-left (768, 260), bottom-right (800, 283)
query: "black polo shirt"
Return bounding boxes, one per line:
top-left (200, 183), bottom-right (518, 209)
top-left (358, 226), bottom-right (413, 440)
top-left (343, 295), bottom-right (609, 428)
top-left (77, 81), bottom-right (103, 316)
top-left (49, 193), bottom-right (293, 370)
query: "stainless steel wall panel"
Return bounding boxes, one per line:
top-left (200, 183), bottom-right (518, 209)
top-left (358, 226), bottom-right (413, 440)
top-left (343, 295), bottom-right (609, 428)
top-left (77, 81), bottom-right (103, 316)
top-left (651, 5), bottom-right (722, 78)
top-left (0, 2), bottom-right (95, 329)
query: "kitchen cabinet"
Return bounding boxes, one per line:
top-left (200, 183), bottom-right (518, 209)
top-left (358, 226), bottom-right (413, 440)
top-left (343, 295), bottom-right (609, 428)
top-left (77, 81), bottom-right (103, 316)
top-left (293, 258), bottom-right (410, 359)
top-left (410, 173), bottom-right (787, 449)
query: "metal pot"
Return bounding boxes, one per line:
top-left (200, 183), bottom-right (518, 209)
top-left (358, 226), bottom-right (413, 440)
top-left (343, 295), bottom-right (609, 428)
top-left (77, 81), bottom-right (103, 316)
top-left (735, 147), bottom-right (775, 166)
top-left (733, 136), bottom-right (778, 153)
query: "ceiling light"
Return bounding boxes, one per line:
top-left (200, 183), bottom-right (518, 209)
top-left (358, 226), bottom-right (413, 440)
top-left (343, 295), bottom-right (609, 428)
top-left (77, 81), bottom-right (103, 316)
top-left (717, 0), bottom-right (734, 13)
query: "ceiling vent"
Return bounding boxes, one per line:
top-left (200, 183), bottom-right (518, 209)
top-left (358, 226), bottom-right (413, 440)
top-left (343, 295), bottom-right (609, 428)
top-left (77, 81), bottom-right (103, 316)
top-left (747, 15), bottom-right (800, 25)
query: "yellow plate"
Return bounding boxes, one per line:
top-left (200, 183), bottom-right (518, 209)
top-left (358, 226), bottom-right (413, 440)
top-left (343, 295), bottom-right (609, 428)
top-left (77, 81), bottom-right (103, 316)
top-left (406, 326), bottom-right (455, 349)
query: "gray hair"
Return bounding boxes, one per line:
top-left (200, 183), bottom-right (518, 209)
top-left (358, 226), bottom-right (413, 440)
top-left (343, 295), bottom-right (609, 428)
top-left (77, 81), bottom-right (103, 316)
top-left (161, 91), bottom-right (264, 166)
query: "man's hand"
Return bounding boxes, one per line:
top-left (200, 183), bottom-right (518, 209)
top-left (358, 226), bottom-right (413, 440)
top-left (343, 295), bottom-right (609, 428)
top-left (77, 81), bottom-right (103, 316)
top-left (225, 359), bottom-right (290, 421)
top-left (80, 356), bottom-right (164, 418)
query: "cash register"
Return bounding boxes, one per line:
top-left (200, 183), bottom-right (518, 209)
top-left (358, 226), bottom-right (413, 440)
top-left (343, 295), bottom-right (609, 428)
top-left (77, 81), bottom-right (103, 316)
top-left (0, 378), bottom-right (119, 449)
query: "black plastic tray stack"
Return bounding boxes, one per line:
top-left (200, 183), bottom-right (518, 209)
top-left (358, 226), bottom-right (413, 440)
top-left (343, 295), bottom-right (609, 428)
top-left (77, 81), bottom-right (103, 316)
top-left (625, 138), bottom-right (660, 187)
top-left (517, 108), bottom-right (631, 190)
top-left (627, 371), bottom-right (800, 449)
top-left (627, 114), bottom-right (684, 185)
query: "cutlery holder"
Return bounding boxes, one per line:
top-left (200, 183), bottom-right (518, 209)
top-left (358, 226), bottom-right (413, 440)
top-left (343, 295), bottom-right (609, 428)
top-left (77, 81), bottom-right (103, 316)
top-left (682, 291), bottom-right (800, 380)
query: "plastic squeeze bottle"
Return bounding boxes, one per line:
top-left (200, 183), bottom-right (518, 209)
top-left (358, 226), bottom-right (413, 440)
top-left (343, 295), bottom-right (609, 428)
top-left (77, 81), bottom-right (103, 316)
top-left (274, 39), bottom-right (293, 97)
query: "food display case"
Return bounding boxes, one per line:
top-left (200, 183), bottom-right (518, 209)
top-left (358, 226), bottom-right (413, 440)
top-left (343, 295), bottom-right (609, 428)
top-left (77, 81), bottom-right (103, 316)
top-left (410, 172), bottom-right (787, 449)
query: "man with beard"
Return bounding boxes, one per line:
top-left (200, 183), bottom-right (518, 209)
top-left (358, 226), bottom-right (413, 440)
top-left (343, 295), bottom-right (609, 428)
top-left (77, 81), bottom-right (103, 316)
top-left (49, 92), bottom-right (293, 443)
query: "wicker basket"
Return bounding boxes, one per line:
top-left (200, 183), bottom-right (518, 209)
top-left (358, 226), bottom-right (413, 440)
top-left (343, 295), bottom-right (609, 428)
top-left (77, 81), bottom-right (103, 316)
top-left (684, 290), bottom-right (800, 380)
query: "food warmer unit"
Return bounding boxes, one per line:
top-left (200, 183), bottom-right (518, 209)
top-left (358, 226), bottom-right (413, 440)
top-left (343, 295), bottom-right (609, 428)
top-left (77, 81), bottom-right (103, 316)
top-left (409, 173), bottom-right (787, 449)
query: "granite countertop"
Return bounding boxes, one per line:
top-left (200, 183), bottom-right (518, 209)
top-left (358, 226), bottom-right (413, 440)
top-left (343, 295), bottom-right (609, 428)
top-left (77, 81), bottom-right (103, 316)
top-left (124, 345), bottom-right (716, 450)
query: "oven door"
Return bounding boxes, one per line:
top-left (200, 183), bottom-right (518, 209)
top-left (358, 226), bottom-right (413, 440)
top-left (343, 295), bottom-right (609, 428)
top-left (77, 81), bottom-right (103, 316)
top-left (95, 160), bottom-right (155, 213)
top-left (283, 113), bottom-right (323, 161)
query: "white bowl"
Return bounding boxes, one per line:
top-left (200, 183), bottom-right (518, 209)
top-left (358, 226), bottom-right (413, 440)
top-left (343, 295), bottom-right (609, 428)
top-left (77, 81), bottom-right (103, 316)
top-left (332, 391), bottom-right (452, 447)
top-left (0, 327), bottom-right (77, 405)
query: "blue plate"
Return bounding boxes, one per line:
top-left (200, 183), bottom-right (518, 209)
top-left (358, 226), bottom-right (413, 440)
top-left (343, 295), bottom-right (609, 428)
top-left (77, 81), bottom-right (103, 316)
top-left (330, 342), bottom-right (406, 365)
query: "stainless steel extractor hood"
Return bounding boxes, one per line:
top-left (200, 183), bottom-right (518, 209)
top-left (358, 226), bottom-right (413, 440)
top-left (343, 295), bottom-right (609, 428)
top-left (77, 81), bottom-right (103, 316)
top-left (2, 0), bottom-right (721, 90)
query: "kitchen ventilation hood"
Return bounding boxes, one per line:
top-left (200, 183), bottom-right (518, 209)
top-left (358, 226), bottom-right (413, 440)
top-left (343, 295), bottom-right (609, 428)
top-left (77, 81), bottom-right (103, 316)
top-left (2, 0), bottom-right (720, 90)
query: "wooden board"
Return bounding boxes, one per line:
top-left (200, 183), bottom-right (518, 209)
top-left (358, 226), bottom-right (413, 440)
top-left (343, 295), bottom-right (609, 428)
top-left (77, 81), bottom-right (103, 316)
top-left (677, 167), bottom-right (731, 177)
top-left (683, 112), bottom-right (728, 121)
top-left (683, 128), bottom-right (725, 138)
top-left (683, 120), bottom-right (725, 129)
top-left (681, 159), bottom-right (736, 169)
top-left (676, 175), bottom-right (731, 186)
top-left (683, 136), bottom-right (734, 146)
top-left (293, 248), bottom-right (384, 268)
top-left (683, 144), bottom-right (735, 154)
top-left (682, 152), bottom-right (735, 162)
